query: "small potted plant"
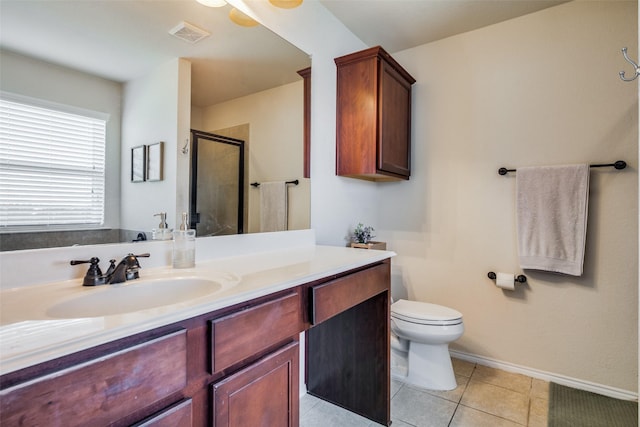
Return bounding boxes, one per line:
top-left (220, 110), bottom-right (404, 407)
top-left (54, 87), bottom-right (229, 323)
top-left (350, 223), bottom-right (386, 250)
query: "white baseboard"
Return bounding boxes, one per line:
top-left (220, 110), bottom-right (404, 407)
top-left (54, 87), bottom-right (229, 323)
top-left (449, 350), bottom-right (638, 402)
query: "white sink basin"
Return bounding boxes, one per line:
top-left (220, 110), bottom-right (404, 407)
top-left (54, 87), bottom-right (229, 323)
top-left (46, 277), bottom-right (223, 318)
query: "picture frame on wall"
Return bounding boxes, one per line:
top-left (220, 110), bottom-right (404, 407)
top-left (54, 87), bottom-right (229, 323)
top-left (146, 142), bottom-right (164, 182)
top-left (131, 145), bottom-right (146, 182)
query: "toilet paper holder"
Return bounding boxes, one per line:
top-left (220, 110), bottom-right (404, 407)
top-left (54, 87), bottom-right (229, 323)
top-left (487, 272), bottom-right (527, 283)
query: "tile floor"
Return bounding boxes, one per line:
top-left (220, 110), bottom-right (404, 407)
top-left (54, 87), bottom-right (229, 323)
top-left (300, 358), bottom-right (549, 427)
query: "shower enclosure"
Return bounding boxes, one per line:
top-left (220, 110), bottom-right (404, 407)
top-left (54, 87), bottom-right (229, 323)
top-left (189, 129), bottom-right (244, 236)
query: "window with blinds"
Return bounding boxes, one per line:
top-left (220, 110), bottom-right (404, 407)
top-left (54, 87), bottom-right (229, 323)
top-left (0, 96), bottom-right (107, 228)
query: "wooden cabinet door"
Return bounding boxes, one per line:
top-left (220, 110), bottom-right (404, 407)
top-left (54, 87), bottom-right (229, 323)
top-left (335, 46), bottom-right (415, 182)
top-left (212, 342), bottom-right (299, 427)
top-left (378, 58), bottom-right (412, 178)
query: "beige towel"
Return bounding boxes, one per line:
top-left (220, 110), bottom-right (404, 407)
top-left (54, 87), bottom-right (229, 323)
top-left (516, 164), bottom-right (589, 276)
top-left (259, 181), bottom-right (288, 232)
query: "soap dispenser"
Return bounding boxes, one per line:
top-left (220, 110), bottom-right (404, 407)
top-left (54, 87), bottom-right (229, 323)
top-left (152, 212), bottom-right (171, 240)
top-left (173, 212), bottom-right (195, 268)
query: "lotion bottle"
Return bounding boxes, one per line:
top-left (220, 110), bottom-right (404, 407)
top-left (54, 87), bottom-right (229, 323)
top-left (173, 212), bottom-right (195, 268)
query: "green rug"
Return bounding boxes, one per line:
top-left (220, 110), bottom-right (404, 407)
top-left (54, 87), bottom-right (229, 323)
top-left (548, 382), bottom-right (638, 427)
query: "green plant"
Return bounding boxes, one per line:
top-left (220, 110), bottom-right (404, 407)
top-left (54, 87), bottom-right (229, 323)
top-left (352, 223), bottom-right (375, 244)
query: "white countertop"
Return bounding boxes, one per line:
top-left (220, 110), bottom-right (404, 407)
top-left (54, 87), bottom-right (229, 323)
top-left (0, 234), bottom-right (394, 376)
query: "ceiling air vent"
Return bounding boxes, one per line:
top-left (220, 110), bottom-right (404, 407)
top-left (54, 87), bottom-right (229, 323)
top-left (169, 21), bottom-right (210, 44)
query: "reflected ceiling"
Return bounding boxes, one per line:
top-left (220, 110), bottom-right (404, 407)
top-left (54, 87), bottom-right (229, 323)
top-left (0, 0), bottom-right (310, 107)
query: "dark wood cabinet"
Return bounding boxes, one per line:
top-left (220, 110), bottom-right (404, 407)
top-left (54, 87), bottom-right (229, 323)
top-left (0, 330), bottom-right (189, 427)
top-left (297, 67), bottom-right (311, 179)
top-left (335, 46), bottom-right (415, 181)
top-left (212, 342), bottom-right (299, 427)
top-left (307, 262), bottom-right (391, 426)
top-left (0, 261), bottom-right (390, 426)
top-left (210, 290), bottom-right (302, 374)
top-left (133, 399), bottom-right (193, 427)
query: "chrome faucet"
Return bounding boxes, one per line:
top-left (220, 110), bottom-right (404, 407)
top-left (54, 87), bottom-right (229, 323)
top-left (70, 253), bottom-right (150, 286)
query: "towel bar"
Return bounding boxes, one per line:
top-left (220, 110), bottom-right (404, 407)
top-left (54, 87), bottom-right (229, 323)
top-left (498, 161), bottom-right (626, 176)
top-left (487, 271), bottom-right (527, 283)
top-left (251, 179), bottom-right (299, 187)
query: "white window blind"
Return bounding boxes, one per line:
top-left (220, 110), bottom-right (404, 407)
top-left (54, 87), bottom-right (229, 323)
top-left (0, 97), bottom-right (106, 227)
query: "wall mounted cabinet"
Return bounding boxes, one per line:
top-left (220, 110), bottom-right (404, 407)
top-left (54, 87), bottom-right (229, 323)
top-left (335, 46), bottom-right (416, 181)
top-left (297, 67), bottom-right (311, 179)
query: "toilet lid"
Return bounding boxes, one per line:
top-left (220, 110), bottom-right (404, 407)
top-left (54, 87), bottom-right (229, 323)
top-left (391, 299), bottom-right (463, 325)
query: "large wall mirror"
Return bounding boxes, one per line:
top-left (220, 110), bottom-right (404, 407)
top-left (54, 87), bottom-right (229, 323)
top-left (0, 0), bottom-right (311, 251)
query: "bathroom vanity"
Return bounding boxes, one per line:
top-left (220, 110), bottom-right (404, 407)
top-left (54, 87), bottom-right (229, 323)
top-left (0, 232), bottom-right (393, 426)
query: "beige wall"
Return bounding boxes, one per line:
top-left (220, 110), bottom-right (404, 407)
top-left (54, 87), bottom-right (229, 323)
top-left (0, 49), bottom-right (122, 230)
top-left (200, 81), bottom-right (310, 233)
top-left (379, 1), bottom-right (638, 393)
top-left (121, 58), bottom-right (191, 231)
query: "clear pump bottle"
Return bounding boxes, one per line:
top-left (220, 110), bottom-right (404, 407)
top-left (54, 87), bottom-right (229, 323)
top-left (173, 212), bottom-right (195, 268)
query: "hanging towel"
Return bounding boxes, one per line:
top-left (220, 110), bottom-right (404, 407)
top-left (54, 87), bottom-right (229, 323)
top-left (516, 164), bottom-right (590, 276)
top-left (259, 181), bottom-right (288, 232)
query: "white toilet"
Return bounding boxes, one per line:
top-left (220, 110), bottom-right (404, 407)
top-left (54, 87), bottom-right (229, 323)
top-left (390, 299), bottom-right (464, 391)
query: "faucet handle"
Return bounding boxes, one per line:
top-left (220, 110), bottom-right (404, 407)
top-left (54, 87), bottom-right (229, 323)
top-left (70, 257), bottom-right (105, 286)
top-left (133, 253), bottom-right (150, 258)
top-left (70, 257), bottom-right (99, 266)
top-left (105, 259), bottom-right (117, 277)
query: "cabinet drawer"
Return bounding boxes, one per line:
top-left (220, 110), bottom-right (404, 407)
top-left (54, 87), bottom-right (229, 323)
top-left (310, 262), bottom-right (389, 325)
top-left (0, 329), bottom-right (187, 426)
top-left (210, 291), bottom-right (302, 373)
top-left (133, 399), bottom-right (192, 427)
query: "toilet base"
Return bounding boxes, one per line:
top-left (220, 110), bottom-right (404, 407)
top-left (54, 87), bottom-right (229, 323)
top-left (408, 342), bottom-right (457, 390)
top-left (391, 342), bottom-right (457, 391)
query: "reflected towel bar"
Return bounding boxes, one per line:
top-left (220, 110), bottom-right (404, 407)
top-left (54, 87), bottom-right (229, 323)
top-left (251, 179), bottom-right (299, 187)
top-left (498, 160), bottom-right (626, 176)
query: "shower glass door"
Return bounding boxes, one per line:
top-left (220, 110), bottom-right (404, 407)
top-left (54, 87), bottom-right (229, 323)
top-left (190, 130), bottom-right (244, 236)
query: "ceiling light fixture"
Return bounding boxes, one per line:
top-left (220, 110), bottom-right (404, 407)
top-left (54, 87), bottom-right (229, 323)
top-left (269, 0), bottom-right (303, 9)
top-left (195, 0), bottom-right (302, 27)
top-left (228, 8), bottom-right (259, 27)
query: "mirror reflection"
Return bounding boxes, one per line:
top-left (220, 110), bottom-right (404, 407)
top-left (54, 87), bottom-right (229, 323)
top-left (0, 0), bottom-right (311, 251)
top-left (190, 130), bottom-right (245, 236)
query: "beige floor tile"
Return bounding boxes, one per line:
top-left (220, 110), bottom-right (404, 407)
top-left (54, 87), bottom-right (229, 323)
top-left (391, 379), bottom-right (404, 398)
top-left (460, 379), bottom-right (529, 425)
top-left (450, 405), bottom-right (523, 427)
top-left (299, 393), bottom-right (322, 417)
top-left (530, 378), bottom-right (549, 399)
top-left (471, 365), bottom-right (532, 394)
top-left (386, 420), bottom-right (415, 427)
top-left (452, 358), bottom-right (476, 378)
top-left (528, 396), bottom-right (549, 427)
top-left (391, 385), bottom-right (457, 427)
top-left (300, 399), bottom-right (372, 427)
top-left (414, 374), bottom-right (470, 403)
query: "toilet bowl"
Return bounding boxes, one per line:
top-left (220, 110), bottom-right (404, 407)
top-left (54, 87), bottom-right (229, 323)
top-left (390, 299), bottom-right (464, 391)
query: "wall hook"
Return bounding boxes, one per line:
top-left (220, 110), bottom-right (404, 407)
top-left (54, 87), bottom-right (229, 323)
top-left (619, 47), bottom-right (639, 82)
top-left (181, 138), bottom-right (189, 155)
